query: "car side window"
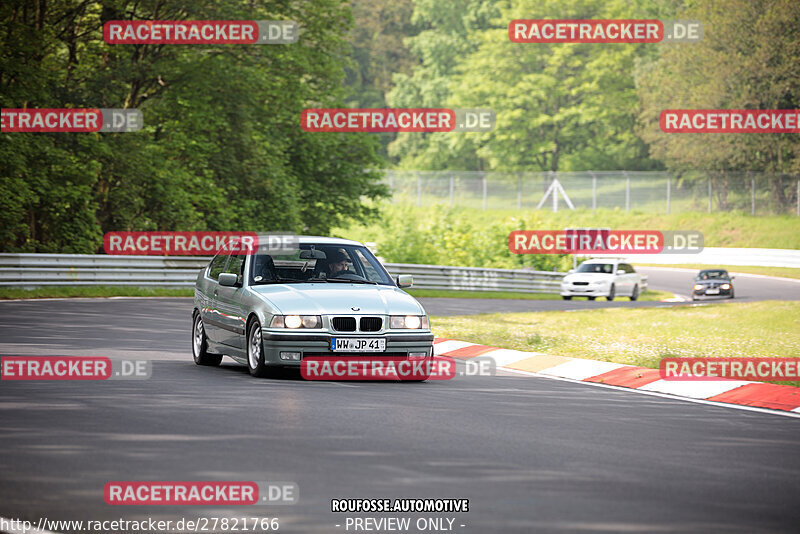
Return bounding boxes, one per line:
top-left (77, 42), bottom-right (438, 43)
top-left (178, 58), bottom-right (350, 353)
top-left (622, 264), bottom-right (634, 273)
top-left (225, 254), bottom-right (246, 284)
top-left (208, 253), bottom-right (228, 281)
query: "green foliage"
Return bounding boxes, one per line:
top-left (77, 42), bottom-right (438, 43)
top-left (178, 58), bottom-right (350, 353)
top-left (636, 0), bottom-right (800, 208)
top-left (388, 0), bottom-right (672, 172)
top-left (335, 202), bottom-right (572, 270)
top-left (0, 0), bottom-right (387, 253)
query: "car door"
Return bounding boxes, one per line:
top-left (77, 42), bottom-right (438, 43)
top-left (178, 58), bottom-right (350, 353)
top-left (200, 252), bottom-right (230, 343)
top-left (623, 263), bottom-right (638, 295)
top-left (214, 253), bottom-right (248, 350)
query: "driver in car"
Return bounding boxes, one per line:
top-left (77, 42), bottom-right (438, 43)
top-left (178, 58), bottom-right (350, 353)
top-left (326, 251), bottom-right (349, 278)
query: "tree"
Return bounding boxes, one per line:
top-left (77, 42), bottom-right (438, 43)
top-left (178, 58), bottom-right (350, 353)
top-left (0, 0), bottom-right (387, 253)
top-left (636, 0), bottom-right (800, 210)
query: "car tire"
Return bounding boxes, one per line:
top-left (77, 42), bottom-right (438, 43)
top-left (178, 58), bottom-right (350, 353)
top-left (588, 296), bottom-right (596, 301)
top-left (192, 314), bottom-right (222, 366)
top-left (630, 285), bottom-right (639, 301)
top-left (247, 320), bottom-right (275, 378)
top-left (562, 296), bottom-right (572, 300)
top-left (607, 284), bottom-right (615, 301)
top-left (730, 289), bottom-right (735, 299)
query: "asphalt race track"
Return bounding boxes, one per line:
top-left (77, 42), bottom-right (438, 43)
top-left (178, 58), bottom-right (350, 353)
top-left (1, 271), bottom-right (799, 533)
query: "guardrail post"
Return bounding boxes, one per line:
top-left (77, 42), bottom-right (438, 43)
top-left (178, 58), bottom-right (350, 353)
top-left (708, 176), bottom-right (712, 213)
top-left (517, 172), bottom-right (522, 210)
top-left (416, 171), bottom-right (422, 207)
top-left (751, 175), bottom-right (755, 215)
top-left (590, 171), bottom-right (597, 211)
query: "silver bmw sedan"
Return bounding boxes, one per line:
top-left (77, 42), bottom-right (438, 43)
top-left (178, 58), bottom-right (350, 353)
top-left (192, 236), bottom-right (434, 378)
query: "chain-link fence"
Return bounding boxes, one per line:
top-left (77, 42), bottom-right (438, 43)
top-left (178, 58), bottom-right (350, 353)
top-left (384, 170), bottom-right (800, 215)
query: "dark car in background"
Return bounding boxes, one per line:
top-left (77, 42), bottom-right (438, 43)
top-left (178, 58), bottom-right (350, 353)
top-left (692, 269), bottom-right (735, 300)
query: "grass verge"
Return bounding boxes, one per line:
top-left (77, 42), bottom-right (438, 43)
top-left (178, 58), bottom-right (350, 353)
top-left (0, 286), bottom-right (193, 300)
top-left (431, 300), bottom-right (800, 387)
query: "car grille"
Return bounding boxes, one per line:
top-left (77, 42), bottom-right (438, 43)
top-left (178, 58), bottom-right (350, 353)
top-left (332, 317), bottom-right (357, 331)
top-left (360, 317), bottom-right (382, 332)
top-left (573, 282), bottom-right (589, 286)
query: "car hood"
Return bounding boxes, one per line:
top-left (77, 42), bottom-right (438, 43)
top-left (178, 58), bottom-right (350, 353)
top-left (563, 272), bottom-right (614, 283)
top-left (250, 283), bottom-right (426, 316)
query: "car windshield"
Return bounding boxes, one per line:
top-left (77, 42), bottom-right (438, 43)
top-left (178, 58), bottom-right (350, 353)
top-left (576, 263), bottom-right (614, 274)
top-left (696, 270), bottom-right (729, 280)
top-left (249, 243), bottom-right (394, 286)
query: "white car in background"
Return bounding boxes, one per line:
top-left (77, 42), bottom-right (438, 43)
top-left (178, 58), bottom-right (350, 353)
top-left (560, 259), bottom-right (641, 301)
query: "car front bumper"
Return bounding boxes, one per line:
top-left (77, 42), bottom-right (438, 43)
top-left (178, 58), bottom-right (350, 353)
top-left (560, 285), bottom-right (608, 297)
top-left (259, 330), bottom-right (435, 366)
top-left (692, 288), bottom-right (732, 298)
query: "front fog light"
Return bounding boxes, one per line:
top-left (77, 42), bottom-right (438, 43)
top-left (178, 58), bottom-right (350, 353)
top-left (280, 351), bottom-right (301, 361)
top-left (408, 351), bottom-right (429, 358)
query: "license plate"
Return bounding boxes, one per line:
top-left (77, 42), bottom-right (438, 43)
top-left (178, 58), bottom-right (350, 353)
top-left (331, 338), bottom-right (386, 352)
top-left (706, 289), bottom-right (719, 295)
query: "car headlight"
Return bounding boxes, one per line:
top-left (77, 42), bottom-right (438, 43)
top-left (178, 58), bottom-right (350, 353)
top-left (693, 284), bottom-right (703, 290)
top-left (721, 283), bottom-right (731, 289)
top-left (390, 315), bottom-right (429, 329)
top-left (270, 315), bottom-right (321, 329)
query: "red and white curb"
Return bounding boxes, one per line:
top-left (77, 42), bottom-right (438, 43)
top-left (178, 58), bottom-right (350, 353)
top-left (434, 338), bottom-right (800, 417)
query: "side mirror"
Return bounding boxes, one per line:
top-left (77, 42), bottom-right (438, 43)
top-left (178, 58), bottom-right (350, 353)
top-left (396, 274), bottom-right (413, 288)
top-left (218, 273), bottom-right (239, 287)
top-left (616, 269), bottom-right (625, 275)
top-left (730, 276), bottom-right (735, 280)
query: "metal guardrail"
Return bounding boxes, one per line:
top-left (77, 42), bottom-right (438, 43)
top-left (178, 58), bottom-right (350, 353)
top-left (592, 247), bottom-right (800, 269)
top-left (0, 253), bottom-right (581, 293)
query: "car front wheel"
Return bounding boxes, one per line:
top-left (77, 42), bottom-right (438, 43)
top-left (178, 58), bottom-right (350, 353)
top-left (607, 284), bottom-right (615, 301)
top-left (192, 314), bottom-right (222, 366)
top-left (247, 320), bottom-right (274, 378)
